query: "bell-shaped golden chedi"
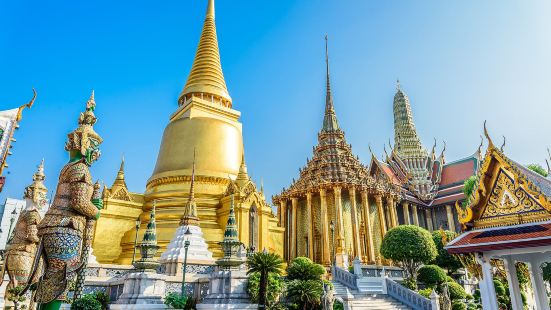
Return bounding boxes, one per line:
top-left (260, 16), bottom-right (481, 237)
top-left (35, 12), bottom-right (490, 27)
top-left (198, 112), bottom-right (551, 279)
top-left (92, 0), bottom-right (283, 264)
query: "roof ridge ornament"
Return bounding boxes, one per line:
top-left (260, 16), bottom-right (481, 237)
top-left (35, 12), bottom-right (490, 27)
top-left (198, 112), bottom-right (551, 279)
top-left (483, 120), bottom-right (494, 148)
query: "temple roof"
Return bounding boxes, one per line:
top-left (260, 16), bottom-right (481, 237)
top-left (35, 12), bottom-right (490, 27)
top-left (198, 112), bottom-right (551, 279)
top-left (275, 39), bottom-right (396, 199)
top-left (446, 221), bottom-right (551, 254)
top-left (455, 126), bottom-right (551, 230)
top-left (179, 0), bottom-right (231, 105)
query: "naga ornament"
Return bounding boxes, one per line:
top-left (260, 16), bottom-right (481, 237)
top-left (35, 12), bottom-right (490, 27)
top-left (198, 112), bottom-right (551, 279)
top-left (32, 91), bottom-right (103, 308)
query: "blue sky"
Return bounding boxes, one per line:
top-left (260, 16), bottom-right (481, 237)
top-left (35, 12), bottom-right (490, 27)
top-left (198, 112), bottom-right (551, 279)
top-left (1, 0), bottom-right (551, 202)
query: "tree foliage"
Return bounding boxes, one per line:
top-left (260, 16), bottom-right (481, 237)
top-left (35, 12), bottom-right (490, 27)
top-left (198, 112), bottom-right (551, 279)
top-left (6, 286), bottom-right (27, 310)
top-left (418, 265), bottom-right (447, 288)
top-left (247, 272), bottom-right (283, 306)
top-left (71, 294), bottom-right (102, 310)
top-left (286, 279), bottom-right (323, 310)
top-left (380, 225), bottom-right (437, 285)
top-left (542, 262), bottom-right (551, 284)
top-left (432, 230), bottom-right (463, 274)
top-left (164, 292), bottom-right (187, 309)
top-left (286, 257), bottom-right (326, 281)
top-left (247, 251), bottom-right (284, 309)
top-left (447, 282), bottom-right (467, 301)
top-left (527, 164), bottom-right (548, 177)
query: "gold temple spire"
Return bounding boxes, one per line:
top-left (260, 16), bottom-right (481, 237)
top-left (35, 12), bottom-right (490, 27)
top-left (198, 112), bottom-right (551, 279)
top-left (179, 0), bottom-right (231, 106)
top-left (181, 149), bottom-right (199, 226)
top-left (112, 155), bottom-right (127, 189)
top-left (322, 35), bottom-right (339, 132)
top-left (236, 152), bottom-right (249, 187)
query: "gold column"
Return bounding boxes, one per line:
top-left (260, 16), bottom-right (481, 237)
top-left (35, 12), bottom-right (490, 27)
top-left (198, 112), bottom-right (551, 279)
top-left (384, 199), bottom-right (393, 229)
top-left (349, 188), bottom-right (362, 259)
top-left (361, 191), bottom-right (375, 263)
top-left (291, 197), bottom-right (298, 259)
top-left (375, 194), bottom-right (387, 237)
top-left (445, 205), bottom-right (456, 232)
top-left (388, 196), bottom-right (397, 228)
top-left (425, 209), bottom-right (434, 231)
top-left (402, 201), bottom-right (410, 225)
top-left (320, 188), bottom-right (330, 265)
top-left (280, 199), bottom-right (288, 260)
top-left (412, 204), bottom-right (419, 226)
top-left (306, 192), bottom-right (314, 259)
top-left (334, 187), bottom-right (345, 254)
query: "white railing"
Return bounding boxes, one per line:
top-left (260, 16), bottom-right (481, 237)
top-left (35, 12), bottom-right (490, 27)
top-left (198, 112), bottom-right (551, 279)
top-left (385, 278), bottom-right (434, 310)
top-left (332, 265), bottom-right (358, 290)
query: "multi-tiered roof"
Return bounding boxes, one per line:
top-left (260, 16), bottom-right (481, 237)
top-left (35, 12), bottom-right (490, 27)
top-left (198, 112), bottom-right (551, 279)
top-left (278, 38), bottom-right (396, 199)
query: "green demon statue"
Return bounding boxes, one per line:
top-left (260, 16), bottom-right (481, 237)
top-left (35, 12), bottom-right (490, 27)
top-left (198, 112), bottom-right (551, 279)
top-left (32, 91), bottom-right (103, 310)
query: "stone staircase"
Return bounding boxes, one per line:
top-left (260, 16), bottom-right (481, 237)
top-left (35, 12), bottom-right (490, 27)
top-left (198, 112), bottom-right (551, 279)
top-left (332, 282), bottom-right (412, 310)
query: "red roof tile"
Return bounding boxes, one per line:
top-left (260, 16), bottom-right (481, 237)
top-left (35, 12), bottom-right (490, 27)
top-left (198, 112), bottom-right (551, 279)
top-left (440, 159), bottom-right (476, 187)
top-left (446, 222), bottom-right (551, 254)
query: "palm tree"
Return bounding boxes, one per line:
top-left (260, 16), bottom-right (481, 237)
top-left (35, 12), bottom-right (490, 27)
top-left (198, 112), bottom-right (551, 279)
top-left (246, 251), bottom-right (284, 309)
top-left (287, 279), bottom-right (323, 310)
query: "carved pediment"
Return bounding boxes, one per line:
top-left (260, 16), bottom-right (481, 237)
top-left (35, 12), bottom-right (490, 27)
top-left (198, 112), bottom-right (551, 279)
top-left (480, 168), bottom-right (545, 220)
top-left (109, 187), bottom-right (133, 202)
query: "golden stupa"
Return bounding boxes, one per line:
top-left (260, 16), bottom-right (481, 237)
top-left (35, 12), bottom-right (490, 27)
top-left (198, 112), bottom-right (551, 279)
top-left (92, 0), bottom-right (284, 264)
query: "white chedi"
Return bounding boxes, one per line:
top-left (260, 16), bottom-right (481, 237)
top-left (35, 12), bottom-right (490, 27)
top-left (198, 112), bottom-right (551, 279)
top-left (160, 224), bottom-right (214, 276)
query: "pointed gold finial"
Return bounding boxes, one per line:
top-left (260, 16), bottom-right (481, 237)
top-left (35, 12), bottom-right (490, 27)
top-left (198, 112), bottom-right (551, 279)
top-left (179, 0), bottom-right (231, 106)
top-left (16, 88), bottom-right (37, 121)
top-left (181, 149), bottom-right (199, 226)
top-left (112, 155), bottom-right (127, 189)
top-left (483, 120), bottom-right (494, 148)
top-left (477, 135), bottom-right (484, 156)
top-left (500, 136), bottom-right (506, 152)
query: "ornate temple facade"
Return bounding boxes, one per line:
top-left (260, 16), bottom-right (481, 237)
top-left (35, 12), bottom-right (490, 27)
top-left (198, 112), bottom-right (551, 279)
top-left (274, 56), bottom-right (479, 266)
top-left (447, 129), bottom-right (551, 310)
top-left (273, 40), bottom-right (401, 266)
top-left (370, 83), bottom-right (481, 234)
top-left (92, 0), bottom-right (283, 264)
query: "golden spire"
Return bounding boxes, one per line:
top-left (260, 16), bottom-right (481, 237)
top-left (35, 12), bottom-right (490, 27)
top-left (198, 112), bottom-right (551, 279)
top-left (322, 35), bottom-right (340, 132)
top-left (181, 149), bottom-right (199, 226)
top-left (179, 0), bottom-right (231, 106)
top-left (112, 155), bottom-right (127, 189)
top-left (236, 152), bottom-right (249, 187)
top-left (24, 159), bottom-right (47, 207)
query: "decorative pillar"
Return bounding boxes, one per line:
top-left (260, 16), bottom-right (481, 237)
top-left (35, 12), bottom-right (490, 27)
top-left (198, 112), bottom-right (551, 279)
top-left (476, 253), bottom-right (499, 310)
top-left (388, 196), bottom-right (397, 228)
top-left (361, 191), bottom-right (375, 263)
top-left (291, 197), bottom-right (298, 260)
top-left (375, 194), bottom-right (387, 237)
top-left (411, 204), bottom-right (419, 226)
top-left (306, 192), bottom-right (314, 260)
top-left (384, 198), bottom-right (393, 229)
top-left (319, 188), bottom-right (330, 265)
top-left (503, 257), bottom-right (523, 310)
top-left (445, 205), bottom-right (456, 232)
top-left (280, 199), bottom-right (288, 260)
top-left (425, 209), bottom-right (434, 231)
top-left (333, 187), bottom-right (345, 252)
top-left (527, 258), bottom-right (551, 310)
top-left (349, 188), bottom-right (362, 260)
top-left (402, 201), bottom-right (410, 225)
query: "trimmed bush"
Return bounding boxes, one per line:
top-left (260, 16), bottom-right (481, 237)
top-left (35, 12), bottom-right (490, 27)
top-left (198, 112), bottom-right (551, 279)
top-left (418, 265), bottom-right (447, 288)
top-left (452, 300), bottom-right (467, 310)
top-left (71, 294), bottom-right (102, 310)
top-left (380, 225), bottom-right (437, 287)
top-left (493, 279), bottom-right (506, 296)
top-left (286, 257), bottom-right (326, 281)
top-left (418, 288), bottom-right (432, 298)
top-left (432, 230), bottom-right (463, 274)
top-left (247, 272), bottom-right (283, 306)
top-left (448, 282), bottom-right (467, 301)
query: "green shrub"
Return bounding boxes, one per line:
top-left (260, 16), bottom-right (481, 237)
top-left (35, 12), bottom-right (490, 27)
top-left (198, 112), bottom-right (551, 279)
top-left (164, 292), bottom-right (187, 309)
top-left (286, 279), bottom-right (323, 309)
top-left (447, 282), bottom-right (467, 300)
top-left (542, 262), bottom-right (551, 284)
top-left (465, 293), bottom-right (473, 301)
top-left (452, 300), bottom-right (467, 310)
top-left (71, 294), bottom-right (102, 310)
top-left (446, 276), bottom-right (455, 283)
top-left (418, 265), bottom-right (447, 288)
top-left (521, 291), bottom-right (527, 306)
top-left (493, 279), bottom-right (506, 296)
top-left (418, 288), bottom-right (432, 298)
top-left (286, 257), bottom-right (325, 281)
top-left (333, 300), bottom-right (344, 310)
top-left (432, 230), bottom-right (463, 274)
top-left (247, 272), bottom-right (283, 306)
top-left (402, 278), bottom-right (417, 290)
top-left (91, 291), bottom-right (110, 310)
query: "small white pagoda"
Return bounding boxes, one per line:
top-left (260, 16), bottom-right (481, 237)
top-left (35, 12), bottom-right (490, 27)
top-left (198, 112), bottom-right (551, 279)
top-left (160, 153), bottom-right (214, 276)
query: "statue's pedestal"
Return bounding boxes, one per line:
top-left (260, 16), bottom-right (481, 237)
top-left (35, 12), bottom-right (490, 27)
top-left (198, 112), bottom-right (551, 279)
top-left (197, 270), bottom-right (257, 310)
top-left (336, 253), bottom-right (349, 268)
top-left (110, 271), bottom-right (167, 310)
